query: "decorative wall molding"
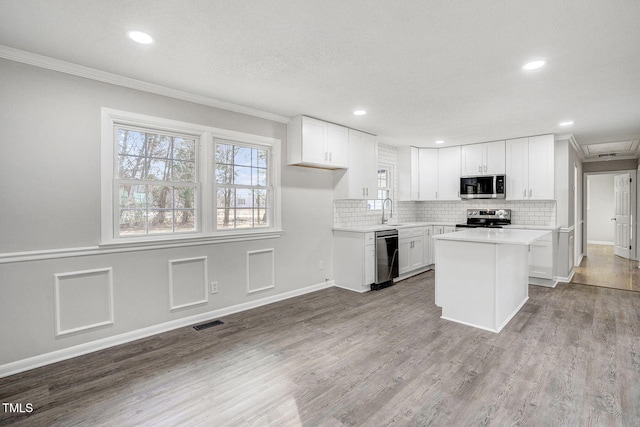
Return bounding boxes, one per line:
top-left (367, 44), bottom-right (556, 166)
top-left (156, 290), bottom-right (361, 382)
top-left (0, 45), bottom-right (289, 124)
top-left (54, 268), bottom-right (114, 337)
top-left (169, 257), bottom-right (208, 311)
top-left (0, 231), bottom-right (282, 265)
top-left (0, 279), bottom-right (334, 378)
top-left (246, 248), bottom-right (275, 294)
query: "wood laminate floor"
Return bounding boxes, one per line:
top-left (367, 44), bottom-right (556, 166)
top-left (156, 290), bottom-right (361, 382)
top-left (573, 244), bottom-right (640, 292)
top-left (2, 272), bottom-right (640, 426)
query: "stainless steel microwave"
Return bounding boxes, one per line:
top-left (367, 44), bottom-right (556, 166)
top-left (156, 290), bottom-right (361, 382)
top-left (460, 175), bottom-right (505, 199)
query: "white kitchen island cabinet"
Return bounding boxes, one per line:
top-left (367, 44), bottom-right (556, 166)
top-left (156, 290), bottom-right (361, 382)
top-left (433, 228), bottom-right (551, 333)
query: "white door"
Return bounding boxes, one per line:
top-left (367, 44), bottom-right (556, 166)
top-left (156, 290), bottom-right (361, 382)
top-left (614, 173), bottom-right (631, 258)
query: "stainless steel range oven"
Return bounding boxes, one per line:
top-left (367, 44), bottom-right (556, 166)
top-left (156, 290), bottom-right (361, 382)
top-left (455, 209), bottom-right (511, 230)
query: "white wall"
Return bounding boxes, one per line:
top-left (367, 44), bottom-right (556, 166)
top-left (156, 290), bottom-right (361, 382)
top-left (0, 58), bottom-right (335, 373)
top-left (587, 174), bottom-right (615, 243)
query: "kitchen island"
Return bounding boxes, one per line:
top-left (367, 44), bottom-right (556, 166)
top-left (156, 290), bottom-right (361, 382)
top-left (433, 228), bottom-right (551, 333)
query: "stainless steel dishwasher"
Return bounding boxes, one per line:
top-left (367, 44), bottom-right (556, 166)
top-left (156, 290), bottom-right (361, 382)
top-left (373, 229), bottom-right (399, 290)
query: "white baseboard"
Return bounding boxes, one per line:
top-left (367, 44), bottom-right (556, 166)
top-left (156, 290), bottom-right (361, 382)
top-left (0, 280), bottom-right (334, 379)
top-left (587, 240), bottom-right (614, 246)
top-left (556, 270), bottom-right (575, 283)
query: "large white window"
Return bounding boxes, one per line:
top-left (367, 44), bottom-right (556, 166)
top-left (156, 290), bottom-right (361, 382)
top-left (101, 108), bottom-right (281, 245)
top-left (367, 166), bottom-right (393, 211)
top-left (214, 141), bottom-right (271, 230)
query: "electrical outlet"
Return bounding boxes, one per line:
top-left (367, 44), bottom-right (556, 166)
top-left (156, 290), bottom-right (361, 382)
top-left (319, 260), bottom-right (324, 270)
top-left (210, 281), bottom-right (219, 294)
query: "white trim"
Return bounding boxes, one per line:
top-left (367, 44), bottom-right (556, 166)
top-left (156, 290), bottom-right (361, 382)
top-left (246, 248), bottom-right (276, 294)
top-left (0, 280), bottom-right (334, 379)
top-left (0, 231), bottom-right (282, 264)
top-left (54, 268), bottom-right (114, 337)
top-left (587, 240), bottom-right (615, 246)
top-left (168, 256), bottom-right (208, 311)
top-left (0, 45), bottom-right (289, 124)
top-left (556, 270), bottom-right (576, 283)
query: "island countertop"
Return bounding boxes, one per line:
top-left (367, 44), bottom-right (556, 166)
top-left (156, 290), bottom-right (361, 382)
top-left (433, 228), bottom-right (551, 245)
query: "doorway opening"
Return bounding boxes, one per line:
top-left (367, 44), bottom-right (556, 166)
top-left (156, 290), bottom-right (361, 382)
top-left (572, 170), bottom-right (639, 291)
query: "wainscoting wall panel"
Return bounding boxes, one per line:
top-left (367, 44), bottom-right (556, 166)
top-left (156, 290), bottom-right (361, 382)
top-left (168, 256), bottom-right (208, 311)
top-left (54, 268), bottom-right (114, 337)
top-left (246, 248), bottom-right (275, 294)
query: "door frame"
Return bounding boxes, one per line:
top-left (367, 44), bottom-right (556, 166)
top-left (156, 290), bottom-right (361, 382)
top-left (582, 169), bottom-right (637, 261)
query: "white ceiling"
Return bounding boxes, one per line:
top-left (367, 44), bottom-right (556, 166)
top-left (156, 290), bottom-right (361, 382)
top-left (1, 0), bottom-right (639, 153)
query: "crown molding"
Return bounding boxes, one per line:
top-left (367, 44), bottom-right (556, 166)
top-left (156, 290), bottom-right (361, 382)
top-left (556, 133), bottom-right (583, 160)
top-left (0, 44), bottom-right (290, 124)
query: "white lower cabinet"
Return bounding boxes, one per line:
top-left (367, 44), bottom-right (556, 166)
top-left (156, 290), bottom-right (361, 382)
top-left (333, 231), bottom-right (376, 292)
top-left (399, 227), bottom-right (425, 276)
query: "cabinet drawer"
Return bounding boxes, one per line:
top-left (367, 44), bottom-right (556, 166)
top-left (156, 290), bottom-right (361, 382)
top-left (399, 227), bottom-right (423, 239)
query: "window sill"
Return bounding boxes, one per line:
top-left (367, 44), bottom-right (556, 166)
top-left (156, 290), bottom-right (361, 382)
top-left (0, 230), bottom-right (283, 264)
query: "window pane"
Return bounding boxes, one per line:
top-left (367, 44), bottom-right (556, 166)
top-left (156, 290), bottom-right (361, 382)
top-left (216, 187), bottom-right (235, 210)
top-left (147, 158), bottom-right (170, 180)
top-left (215, 144), bottom-right (235, 166)
top-left (175, 210), bottom-right (196, 232)
top-left (174, 187), bottom-right (195, 209)
top-left (146, 133), bottom-right (171, 159)
top-left (119, 184), bottom-right (147, 209)
top-left (173, 138), bottom-right (195, 161)
top-left (148, 186), bottom-right (173, 209)
top-left (234, 166), bottom-right (252, 185)
top-left (172, 160), bottom-right (195, 182)
top-left (119, 209), bottom-right (147, 235)
top-left (217, 208), bottom-right (236, 229)
top-left (118, 129), bottom-right (145, 156)
top-left (118, 155), bottom-right (145, 179)
top-left (254, 148), bottom-right (268, 168)
top-left (148, 210), bottom-right (173, 234)
top-left (255, 167), bottom-right (267, 186)
top-left (234, 209), bottom-right (254, 228)
top-left (235, 146), bottom-right (253, 166)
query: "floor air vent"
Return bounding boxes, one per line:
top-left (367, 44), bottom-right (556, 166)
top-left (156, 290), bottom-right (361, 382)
top-left (193, 319), bottom-right (224, 331)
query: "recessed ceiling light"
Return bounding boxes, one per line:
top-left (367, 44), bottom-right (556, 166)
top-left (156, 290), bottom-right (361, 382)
top-left (559, 120), bottom-right (574, 126)
top-left (435, 140), bottom-right (445, 145)
top-left (353, 110), bottom-right (367, 116)
top-left (127, 30), bottom-right (154, 45)
top-left (522, 60), bottom-right (546, 70)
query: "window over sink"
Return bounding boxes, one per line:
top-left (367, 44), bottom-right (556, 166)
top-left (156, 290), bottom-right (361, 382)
top-left (367, 165), bottom-right (393, 211)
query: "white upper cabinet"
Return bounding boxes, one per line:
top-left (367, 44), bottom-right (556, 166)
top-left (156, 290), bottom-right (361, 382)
top-left (287, 115), bottom-right (348, 169)
top-left (418, 148), bottom-right (439, 201)
top-left (333, 129), bottom-right (377, 199)
top-left (397, 146), bottom-right (420, 201)
top-left (506, 134), bottom-right (554, 200)
top-left (461, 140), bottom-right (505, 176)
top-left (437, 146), bottom-right (461, 200)
top-left (398, 146), bottom-right (460, 201)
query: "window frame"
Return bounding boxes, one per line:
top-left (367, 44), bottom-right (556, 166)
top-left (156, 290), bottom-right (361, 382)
top-left (367, 164), bottom-right (394, 212)
top-left (101, 108), bottom-right (281, 246)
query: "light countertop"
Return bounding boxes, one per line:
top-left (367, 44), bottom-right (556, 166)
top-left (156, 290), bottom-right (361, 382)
top-left (432, 228), bottom-right (551, 245)
top-left (333, 222), bottom-right (457, 233)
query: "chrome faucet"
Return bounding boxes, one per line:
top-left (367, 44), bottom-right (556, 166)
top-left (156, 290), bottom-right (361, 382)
top-left (381, 198), bottom-right (393, 224)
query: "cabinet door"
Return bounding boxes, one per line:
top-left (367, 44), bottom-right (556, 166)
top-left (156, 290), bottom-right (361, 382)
top-left (397, 146), bottom-right (419, 201)
top-left (438, 146), bottom-right (461, 200)
top-left (431, 226), bottom-right (444, 265)
top-left (398, 238), bottom-right (412, 275)
top-left (505, 138), bottom-right (529, 200)
top-left (327, 123), bottom-right (349, 168)
top-left (301, 116), bottom-right (327, 165)
top-left (336, 129), bottom-right (377, 199)
top-left (527, 134), bottom-right (554, 200)
top-left (485, 140), bottom-right (506, 175)
top-left (364, 244), bottom-right (375, 285)
top-left (461, 144), bottom-right (485, 176)
top-left (529, 239), bottom-right (553, 279)
top-left (424, 227), bottom-right (432, 265)
top-left (410, 236), bottom-right (425, 270)
top-left (418, 149), bottom-right (438, 200)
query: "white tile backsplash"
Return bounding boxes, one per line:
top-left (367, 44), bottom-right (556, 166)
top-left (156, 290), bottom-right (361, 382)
top-left (333, 143), bottom-right (557, 228)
